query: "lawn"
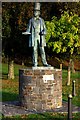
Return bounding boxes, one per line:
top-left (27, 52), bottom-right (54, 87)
top-left (62, 70), bottom-right (80, 107)
top-left (2, 63), bottom-right (21, 101)
top-left (1, 63), bottom-right (80, 119)
top-left (2, 63), bottom-right (80, 106)
top-left (1, 112), bottom-right (80, 120)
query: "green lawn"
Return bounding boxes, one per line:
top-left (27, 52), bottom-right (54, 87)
top-left (1, 112), bottom-right (80, 120)
top-left (62, 70), bottom-right (80, 107)
top-left (2, 63), bottom-right (22, 101)
top-left (2, 63), bottom-right (80, 106)
top-left (1, 63), bottom-right (80, 119)
top-left (2, 63), bottom-right (24, 79)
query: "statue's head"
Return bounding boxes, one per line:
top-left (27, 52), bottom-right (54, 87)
top-left (34, 2), bottom-right (40, 18)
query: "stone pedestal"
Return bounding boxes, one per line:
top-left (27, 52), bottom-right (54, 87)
top-left (19, 67), bottom-right (62, 111)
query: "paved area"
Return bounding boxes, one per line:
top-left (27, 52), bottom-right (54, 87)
top-left (1, 101), bottom-right (80, 116)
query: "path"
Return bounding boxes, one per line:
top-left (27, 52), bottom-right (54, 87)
top-left (1, 101), bottom-right (80, 116)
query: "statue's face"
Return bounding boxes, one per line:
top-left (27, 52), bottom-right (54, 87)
top-left (34, 10), bottom-right (40, 18)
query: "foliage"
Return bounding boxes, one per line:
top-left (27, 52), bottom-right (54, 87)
top-left (45, 11), bottom-right (80, 57)
top-left (2, 3), bottom-right (34, 60)
top-left (2, 3), bottom-right (80, 62)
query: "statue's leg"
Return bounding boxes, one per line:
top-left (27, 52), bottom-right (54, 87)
top-left (33, 45), bottom-right (38, 67)
top-left (39, 47), bottom-right (47, 65)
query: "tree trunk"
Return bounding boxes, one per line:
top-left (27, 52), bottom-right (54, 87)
top-left (71, 59), bottom-right (75, 73)
top-left (8, 60), bottom-right (14, 79)
top-left (67, 59), bottom-right (71, 85)
top-left (60, 63), bottom-right (62, 70)
top-left (22, 61), bottom-right (24, 66)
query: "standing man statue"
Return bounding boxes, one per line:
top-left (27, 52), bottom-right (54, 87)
top-left (22, 2), bottom-right (51, 67)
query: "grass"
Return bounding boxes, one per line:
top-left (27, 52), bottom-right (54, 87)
top-left (1, 63), bottom-right (80, 119)
top-left (2, 63), bottom-right (22, 101)
top-left (2, 63), bottom-right (80, 106)
top-left (62, 70), bottom-right (80, 106)
top-left (1, 112), bottom-right (80, 120)
top-left (2, 63), bottom-right (24, 79)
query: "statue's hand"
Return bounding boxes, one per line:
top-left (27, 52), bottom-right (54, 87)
top-left (22, 32), bottom-right (31, 35)
top-left (39, 31), bottom-right (46, 35)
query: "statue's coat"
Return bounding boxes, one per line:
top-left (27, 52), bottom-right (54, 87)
top-left (26, 17), bottom-right (47, 47)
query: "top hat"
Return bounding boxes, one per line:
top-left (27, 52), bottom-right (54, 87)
top-left (34, 2), bottom-right (40, 11)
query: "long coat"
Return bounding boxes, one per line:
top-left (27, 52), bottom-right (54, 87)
top-left (26, 17), bottom-right (47, 47)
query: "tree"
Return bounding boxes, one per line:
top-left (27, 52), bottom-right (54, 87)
top-left (2, 2), bottom-right (80, 80)
top-left (2, 2), bottom-right (34, 79)
top-left (45, 11), bottom-right (80, 85)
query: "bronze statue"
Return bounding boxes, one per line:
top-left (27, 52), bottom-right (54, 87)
top-left (22, 3), bottom-right (51, 67)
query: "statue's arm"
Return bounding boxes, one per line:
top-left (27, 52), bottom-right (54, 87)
top-left (22, 19), bottom-right (32, 35)
top-left (43, 21), bottom-right (47, 35)
top-left (41, 19), bottom-right (47, 35)
top-left (26, 19), bottom-right (32, 33)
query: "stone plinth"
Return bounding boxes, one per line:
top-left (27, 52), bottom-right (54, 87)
top-left (19, 67), bottom-right (62, 111)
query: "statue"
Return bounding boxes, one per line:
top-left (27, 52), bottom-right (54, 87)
top-left (22, 3), bottom-right (51, 67)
